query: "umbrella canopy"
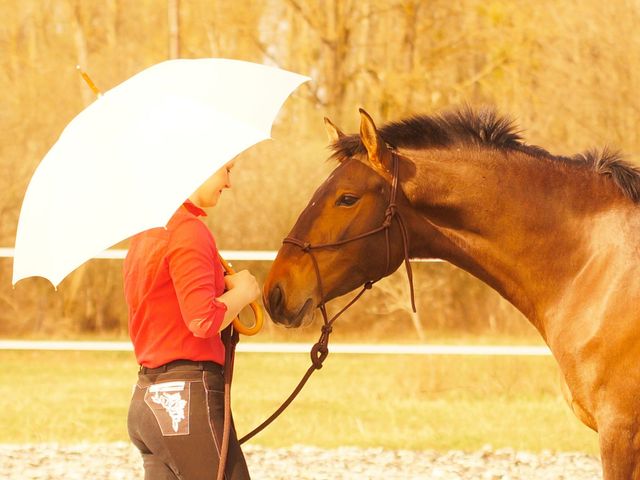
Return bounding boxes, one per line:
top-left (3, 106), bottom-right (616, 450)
top-left (13, 58), bottom-right (309, 287)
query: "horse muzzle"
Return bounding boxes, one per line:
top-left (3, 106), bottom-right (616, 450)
top-left (263, 282), bottom-right (315, 327)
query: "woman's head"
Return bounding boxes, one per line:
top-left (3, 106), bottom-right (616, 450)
top-left (189, 159), bottom-right (235, 208)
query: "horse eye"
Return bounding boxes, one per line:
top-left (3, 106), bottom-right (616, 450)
top-left (336, 194), bottom-right (359, 207)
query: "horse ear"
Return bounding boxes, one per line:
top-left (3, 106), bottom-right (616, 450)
top-left (324, 117), bottom-right (345, 143)
top-left (359, 108), bottom-right (392, 178)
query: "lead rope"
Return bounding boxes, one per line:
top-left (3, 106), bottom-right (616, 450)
top-left (238, 278), bottom-right (374, 445)
top-left (217, 325), bottom-right (239, 480)
top-left (218, 152), bottom-right (416, 479)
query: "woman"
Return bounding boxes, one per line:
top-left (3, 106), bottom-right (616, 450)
top-left (124, 158), bottom-right (259, 479)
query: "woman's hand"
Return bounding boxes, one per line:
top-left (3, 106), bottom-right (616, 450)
top-left (223, 270), bottom-right (260, 305)
top-left (216, 270), bottom-right (260, 331)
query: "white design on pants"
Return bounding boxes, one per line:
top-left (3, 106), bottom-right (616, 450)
top-left (151, 391), bottom-right (186, 432)
top-left (145, 381), bottom-right (190, 435)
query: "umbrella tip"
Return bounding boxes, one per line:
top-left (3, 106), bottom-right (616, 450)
top-left (76, 66), bottom-right (102, 97)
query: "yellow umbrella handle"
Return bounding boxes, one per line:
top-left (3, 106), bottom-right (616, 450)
top-left (218, 254), bottom-right (264, 336)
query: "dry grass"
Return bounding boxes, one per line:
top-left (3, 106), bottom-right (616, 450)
top-left (2, 0), bottom-right (640, 339)
top-left (0, 349), bottom-right (598, 454)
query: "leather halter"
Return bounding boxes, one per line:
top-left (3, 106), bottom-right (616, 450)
top-left (282, 150), bottom-right (416, 363)
top-left (235, 151), bottom-right (417, 449)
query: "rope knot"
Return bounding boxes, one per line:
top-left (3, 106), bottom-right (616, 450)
top-left (385, 203), bottom-right (397, 217)
top-left (310, 342), bottom-right (329, 369)
top-left (383, 204), bottom-right (397, 227)
top-left (321, 324), bottom-right (333, 335)
top-left (302, 242), bottom-right (312, 252)
top-left (364, 281), bottom-right (374, 290)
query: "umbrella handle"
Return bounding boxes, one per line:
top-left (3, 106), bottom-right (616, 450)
top-left (218, 254), bottom-right (264, 336)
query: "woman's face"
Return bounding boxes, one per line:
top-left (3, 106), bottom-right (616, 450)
top-left (190, 160), bottom-right (235, 208)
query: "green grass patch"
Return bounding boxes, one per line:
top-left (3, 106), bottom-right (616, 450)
top-left (0, 350), bottom-right (598, 454)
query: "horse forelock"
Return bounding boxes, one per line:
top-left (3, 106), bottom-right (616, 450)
top-left (573, 148), bottom-right (640, 203)
top-left (329, 107), bottom-right (640, 204)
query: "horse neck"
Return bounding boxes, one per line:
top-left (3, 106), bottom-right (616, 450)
top-left (399, 146), bottom-right (621, 333)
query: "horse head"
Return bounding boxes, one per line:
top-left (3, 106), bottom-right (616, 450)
top-left (263, 109), bottom-right (416, 327)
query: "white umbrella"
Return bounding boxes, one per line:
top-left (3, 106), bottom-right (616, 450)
top-left (13, 58), bottom-right (309, 287)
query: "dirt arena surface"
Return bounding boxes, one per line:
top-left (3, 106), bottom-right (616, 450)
top-left (0, 442), bottom-right (602, 479)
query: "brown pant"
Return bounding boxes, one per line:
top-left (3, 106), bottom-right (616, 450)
top-left (128, 361), bottom-right (250, 480)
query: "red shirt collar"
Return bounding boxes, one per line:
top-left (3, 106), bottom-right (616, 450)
top-left (183, 200), bottom-right (207, 217)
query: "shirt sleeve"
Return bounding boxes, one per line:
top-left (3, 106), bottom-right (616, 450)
top-left (166, 218), bottom-right (228, 338)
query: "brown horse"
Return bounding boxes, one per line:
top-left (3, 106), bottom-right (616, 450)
top-left (263, 107), bottom-right (640, 479)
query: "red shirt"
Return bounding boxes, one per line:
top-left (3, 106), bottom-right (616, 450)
top-left (123, 201), bottom-right (228, 368)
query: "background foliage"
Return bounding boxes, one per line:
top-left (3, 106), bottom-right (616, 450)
top-left (2, 0), bottom-right (639, 340)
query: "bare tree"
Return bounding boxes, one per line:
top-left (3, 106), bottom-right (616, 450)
top-left (168, 0), bottom-right (180, 59)
top-left (2, 0), bottom-right (640, 337)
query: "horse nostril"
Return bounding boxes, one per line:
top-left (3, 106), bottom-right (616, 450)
top-left (269, 284), bottom-right (284, 313)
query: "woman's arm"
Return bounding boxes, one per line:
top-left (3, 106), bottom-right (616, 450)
top-left (215, 269), bottom-right (260, 331)
top-left (168, 218), bottom-right (231, 338)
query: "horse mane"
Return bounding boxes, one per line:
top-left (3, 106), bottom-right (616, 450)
top-left (330, 106), bottom-right (640, 203)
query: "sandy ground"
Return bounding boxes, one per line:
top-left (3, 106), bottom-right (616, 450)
top-left (0, 442), bottom-right (602, 479)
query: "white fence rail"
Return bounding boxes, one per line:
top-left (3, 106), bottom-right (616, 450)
top-left (0, 248), bottom-right (442, 262)
top-left (0, 248), bottom-right (277, 261)
top-left (0, 340), bottom-right (551, 356)
top-left (1, 248), bottom-right (539, 356)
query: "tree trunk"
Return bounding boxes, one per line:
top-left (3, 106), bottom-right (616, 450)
top-left (168, 0), bottom-right (180, 59)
